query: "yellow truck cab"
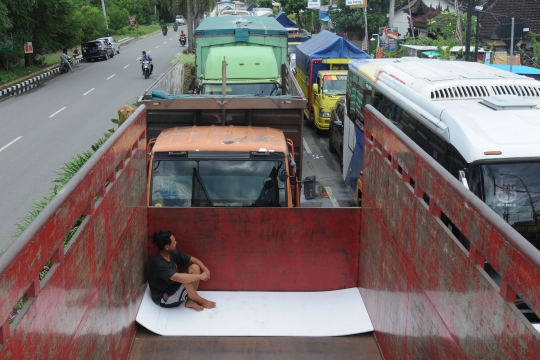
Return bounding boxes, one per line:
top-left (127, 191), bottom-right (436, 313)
top-left (295, 30), bottom-right (369, 130)
top-left (147, 125), bottom-right (297, 208)
top-left (310, 69), bottom-right (348, 129)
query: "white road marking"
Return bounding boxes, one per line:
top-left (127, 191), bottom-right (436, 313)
top-left (136, 57), bottom-right (141, 61)
top-left (83, 88), bottom-right (95, 96)
top-left (325, 186), bottom-right (340, 208)
top-left (0, 136), bottom-right (22, 153)
top-left (169, 38), bottom-right (173, 40)
top-left (106, 74), bottom-right (115, 80)
top-left (155, 46), bottom-right (159, 48)
top-left (49, 107), bottom-right (66, 118)
top-left (163, 42), bottom-right (166, 44)
top-left (303, 137), bottom-right (312, 155)
top-left (147, 51), bottom-right (151, 54)
top-left (123, 64), bottom-right (130, 69)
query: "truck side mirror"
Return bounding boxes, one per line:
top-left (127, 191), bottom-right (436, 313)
top-left (458, 170), bottom-right (469, 189)
top-left (312, 83), bottom-right (319, 94)
top-left (278, 168), bottom-right (289, 182)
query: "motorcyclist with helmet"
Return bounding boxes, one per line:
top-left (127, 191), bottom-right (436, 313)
top-left (140, 51), bottom-right (153, 74)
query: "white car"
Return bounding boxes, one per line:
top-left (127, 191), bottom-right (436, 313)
top-left (97, 37), bottom-right (120, 54)
top-left (175, 15), bottom-right (186, 25)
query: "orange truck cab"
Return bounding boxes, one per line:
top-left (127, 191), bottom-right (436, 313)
top-left (147, 125), bottom-right (298, 207)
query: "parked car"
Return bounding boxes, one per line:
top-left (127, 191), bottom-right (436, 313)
top-left (328, 97), bottom-right (346, 172)
top-left (97, 37), bottom-right (120, 54)
top-left (175, 15), bottom-right (186, 25)
top-left (81, 40), bottom-right (114, 61)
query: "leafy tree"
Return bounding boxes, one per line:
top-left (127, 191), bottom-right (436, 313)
top-left (280, 0), bottom-right (307, 28)
top-left (258, 0), bottom-right (272, 8)
top-left (108, 4), bottom-right (131, 31)
top-left (328, 0), bottom-right (386, 39)
top-left (426, 10), bottom-right (477, 44)
top-left (76, 5), bottom-right (108, 41)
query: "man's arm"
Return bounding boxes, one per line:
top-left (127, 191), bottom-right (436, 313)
top-left (170, 271), bottom-right (208, 284)
top-left (189, 256), bottom-right (210, 278)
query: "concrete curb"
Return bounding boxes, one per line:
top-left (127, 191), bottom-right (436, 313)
top-left (0, 37), bottom-right (135, 98)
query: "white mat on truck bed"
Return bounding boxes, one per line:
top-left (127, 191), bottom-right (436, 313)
top-left (136, 286), bottom-right (374, 336)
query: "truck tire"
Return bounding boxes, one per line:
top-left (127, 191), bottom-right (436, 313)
top-left (329, 129), bottom-right (336, 153)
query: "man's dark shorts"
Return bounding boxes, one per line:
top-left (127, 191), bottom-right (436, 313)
top-left (160, 281), bottom-right (188, 308)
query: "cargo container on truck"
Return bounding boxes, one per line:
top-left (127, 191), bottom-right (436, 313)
top-left (295, 30), bottom-right (369, 130)
top-left (194, 15), bottom-right (288, 96)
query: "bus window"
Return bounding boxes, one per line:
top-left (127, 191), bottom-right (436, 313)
top-left (396, 109), bottom-right (416, 139)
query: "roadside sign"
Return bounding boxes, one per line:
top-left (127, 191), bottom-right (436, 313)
top-left (24, 42), bottom-right (33, 54)
top-left (347, 0), bottom-right (367, 7)
top-left (0, 34), bottom-right (13, 51)
top-left (129, 16), bottom-right (136, 27)
top-left (307, 0), bottom-right (320, 9)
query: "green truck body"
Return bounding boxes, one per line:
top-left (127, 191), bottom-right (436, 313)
top-left (195, 15), bottom-right (288, 95)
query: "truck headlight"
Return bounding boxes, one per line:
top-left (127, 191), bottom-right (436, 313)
top-left (320, 111), bottom-right (331, 118)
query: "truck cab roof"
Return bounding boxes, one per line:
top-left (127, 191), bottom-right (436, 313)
top-left (152, 125), bottom-right (288, 153)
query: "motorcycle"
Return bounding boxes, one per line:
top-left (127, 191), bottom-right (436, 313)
top-left (141, 60), bottom-right (151, 79)
top-left (162, 27), bottom-right (168, 36)
top-left (59, 56), bottom-right (73, 74)
top-left (179, 35), bottom-right (186, 47)
top-left (173, 23), bottom-right (178, 32)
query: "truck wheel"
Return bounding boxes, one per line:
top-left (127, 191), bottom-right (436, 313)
top-left (329, 130), bottom-right (336, 153)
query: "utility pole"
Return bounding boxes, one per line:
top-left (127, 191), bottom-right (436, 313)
top-left (465, 0), bottom-right (473, 61)
top-left (100, 0), bottom-right (109, 36)
top-left (388, 0), bottom-right (395, 27)
top-left (187, 0), bottom-right (193, 52)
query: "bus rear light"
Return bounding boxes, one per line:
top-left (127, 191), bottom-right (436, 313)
top-left (484, 151), bottom-right (502, 155)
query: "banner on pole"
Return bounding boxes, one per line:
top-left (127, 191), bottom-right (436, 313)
top-left (129, 16), bottom-right (136, 27)
top-left (24, 42), bottom-right (33, 54)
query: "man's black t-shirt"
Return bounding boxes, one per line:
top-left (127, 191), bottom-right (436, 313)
top-left (148, 249), bottom-right (191, 304)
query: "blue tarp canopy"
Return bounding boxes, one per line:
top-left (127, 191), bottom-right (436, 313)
top-left (275, 11), bottom-right (298, 30)
top-left (247, 4), bottom-right (258, 11)
top-left (296, 30), bottom-right (370, 79)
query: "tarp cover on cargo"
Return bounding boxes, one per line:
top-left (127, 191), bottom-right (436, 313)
top-left (296, 30), bottom-right (370, 78)
top-left (275, 11), bottom-right (298, 31)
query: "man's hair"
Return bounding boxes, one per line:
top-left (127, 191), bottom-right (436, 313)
top-left (142, 51), bottom-right (146, 55)
top-left (153, 229), bottom-right (172, 249)
top-left (62, 48), bottom-right (67, 54)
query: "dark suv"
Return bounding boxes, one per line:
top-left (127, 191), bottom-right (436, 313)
top-left (81, 40), bottom-right (114, 61)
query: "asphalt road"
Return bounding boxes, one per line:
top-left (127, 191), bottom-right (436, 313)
top-left (0, 27), bottom-right (188, 253)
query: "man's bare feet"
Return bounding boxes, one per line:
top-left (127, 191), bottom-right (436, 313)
top-left (200, 299), bottom-right (216, 309)
top-left (185, 298), bottom-right (203, 311)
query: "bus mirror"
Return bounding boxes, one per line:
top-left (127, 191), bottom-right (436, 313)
top-left (458, 170), bottom-right (469, 189)
top-left (312, 83), bottom-right (319, 94)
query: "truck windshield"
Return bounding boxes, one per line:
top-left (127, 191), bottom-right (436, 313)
top-left (470, 162), bottom-right (540, 248)
top-left (150, 157), bottom-right (288, 207)
top-left (202, 83), bottom-right (282, 96)
top-left (323, 78), bottom-right (347, 95)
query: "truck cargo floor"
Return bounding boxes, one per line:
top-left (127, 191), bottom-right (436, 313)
top-left (129, 324), bottom-right (383, 360)
top-left (136, 287), bottom-right (373, 336)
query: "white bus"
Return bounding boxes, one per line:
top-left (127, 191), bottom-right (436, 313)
top-left (339, 58), bottom-right (540, 250)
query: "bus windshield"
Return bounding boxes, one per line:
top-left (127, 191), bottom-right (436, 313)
top-left (150, 159), bottom-right (288, 207)
top-left (473, 162), bottom-right (540, 248)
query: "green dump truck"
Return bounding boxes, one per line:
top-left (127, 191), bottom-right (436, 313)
top-left (194, 15), bottom-right (289, 95)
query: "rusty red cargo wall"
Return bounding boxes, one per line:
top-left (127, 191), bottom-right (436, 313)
top-left (360, 105), bottom-right (540, 359)
top-left (148, 208), bottom-right (361, 291)
top-left (0, 107), bottom-right (149, 359)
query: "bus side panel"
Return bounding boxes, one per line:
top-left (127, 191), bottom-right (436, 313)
top-left (147, 208), bottom-right (361, 292)
top-left (344, 126), bottom-right (364, 200)
top-left (360, 105), bottom-right (540, 359)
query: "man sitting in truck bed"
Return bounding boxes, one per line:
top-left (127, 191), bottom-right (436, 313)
top-left (149, 230), bottom-right (216, 311)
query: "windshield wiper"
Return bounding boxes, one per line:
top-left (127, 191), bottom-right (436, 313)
top-left (191, 168), bottom-right (214, 207)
